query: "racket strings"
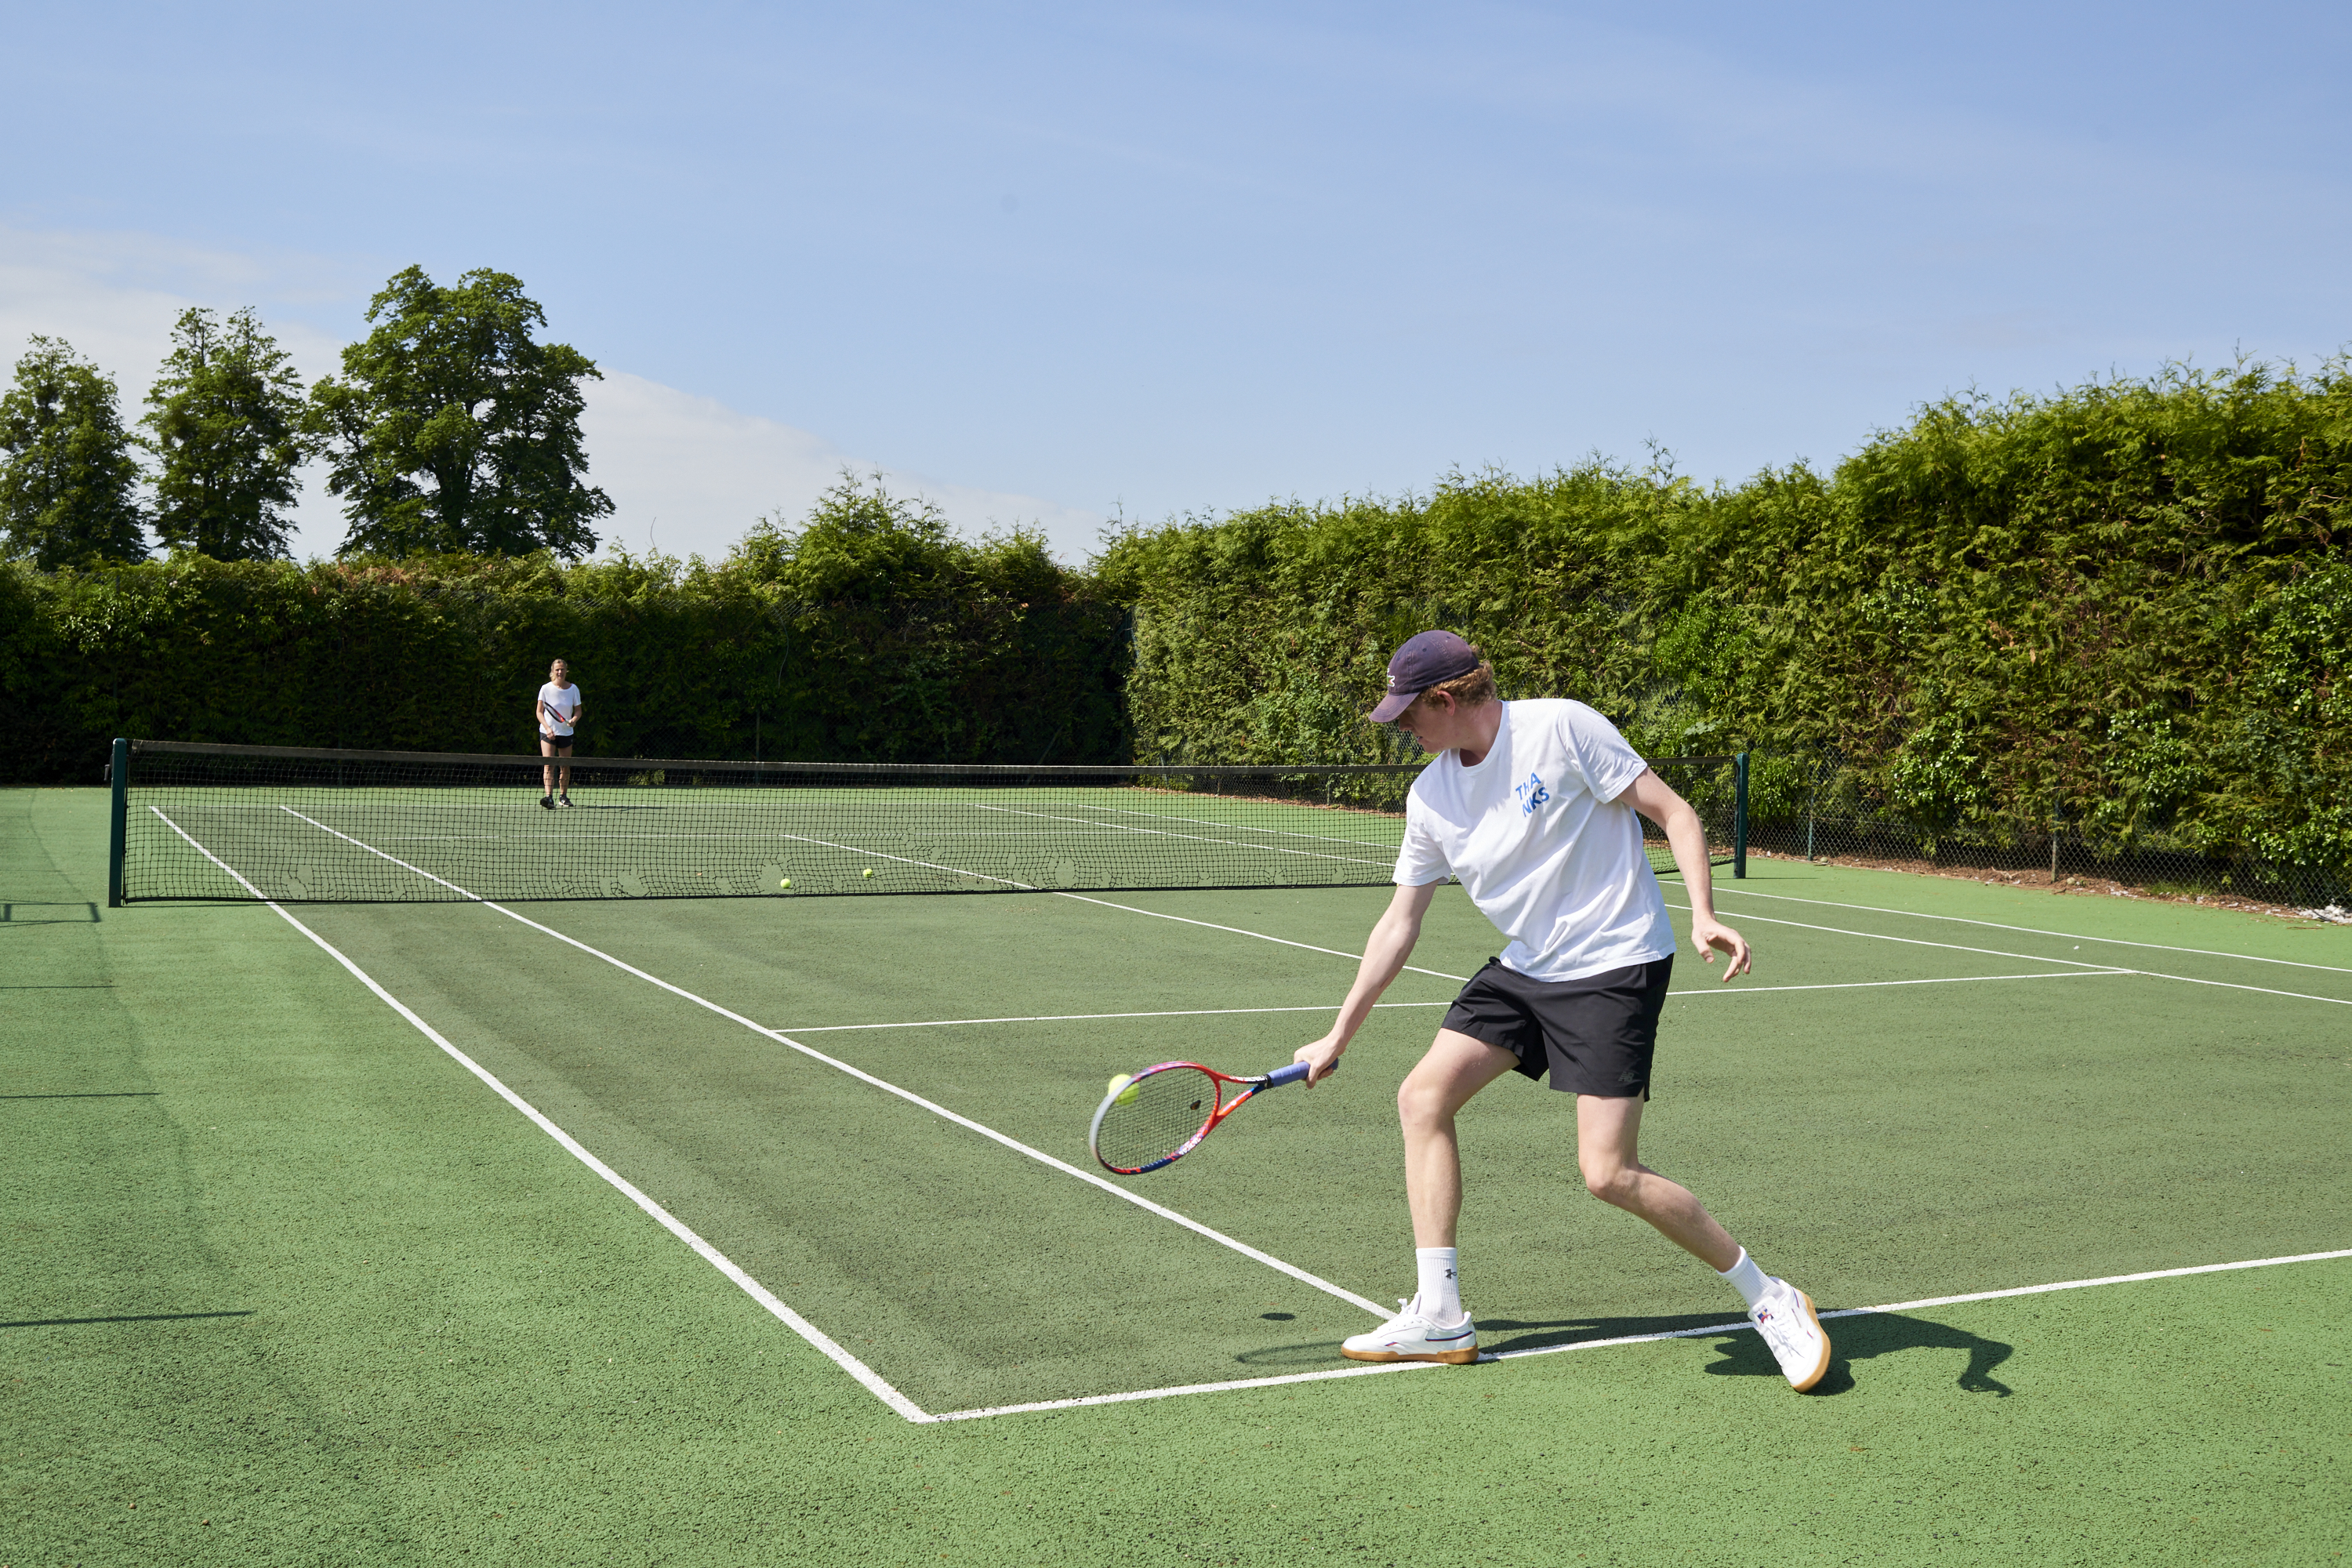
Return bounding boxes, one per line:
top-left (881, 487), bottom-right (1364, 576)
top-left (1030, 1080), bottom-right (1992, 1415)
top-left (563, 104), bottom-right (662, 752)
top-left (1094, 1067), bottom-right (1222, 1171)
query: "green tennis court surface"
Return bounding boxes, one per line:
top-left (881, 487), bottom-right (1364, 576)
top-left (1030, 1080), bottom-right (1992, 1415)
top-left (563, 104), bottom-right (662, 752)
top-left (7, 784), bottom-right (2347, 1563)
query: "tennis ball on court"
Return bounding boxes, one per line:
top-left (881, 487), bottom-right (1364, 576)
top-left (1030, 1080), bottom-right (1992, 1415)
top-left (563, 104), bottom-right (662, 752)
top-left (1107, 1073), bottom-right (1138, 1105)
top-left (862, 867), bottom-right (874, 878)
top-left (779, 878), bottom-right (792, 889)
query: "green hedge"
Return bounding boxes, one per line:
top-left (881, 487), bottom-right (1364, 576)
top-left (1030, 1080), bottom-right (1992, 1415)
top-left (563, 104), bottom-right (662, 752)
top-left (9, 364), bottom-right (2349, 894)
top-left (1096, 362), bottom-right (2352, 883)
top-left (1, 549), bottom-right (1129, 783)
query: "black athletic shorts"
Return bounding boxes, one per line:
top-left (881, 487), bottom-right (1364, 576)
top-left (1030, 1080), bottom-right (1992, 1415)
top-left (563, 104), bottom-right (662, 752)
top-left (1440, 956), bottom-right (1675, 1099)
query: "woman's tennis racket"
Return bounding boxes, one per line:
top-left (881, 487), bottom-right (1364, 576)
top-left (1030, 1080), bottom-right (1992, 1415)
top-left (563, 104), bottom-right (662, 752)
top-left (1088, 1059), bottom-right (1330, 1175)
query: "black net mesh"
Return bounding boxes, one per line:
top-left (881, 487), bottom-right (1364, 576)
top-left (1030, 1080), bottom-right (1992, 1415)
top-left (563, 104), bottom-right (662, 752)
top-left (116, 742), bottom-right (1755, 905)
top-left (1640, 755), bottom-right (1741, 876)
top-left (119, 742), bottom-right (1422, 903)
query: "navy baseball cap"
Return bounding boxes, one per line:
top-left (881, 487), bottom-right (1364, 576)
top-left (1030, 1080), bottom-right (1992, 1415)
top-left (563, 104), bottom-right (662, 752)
top-left (1369, 630), bottom-right (1482, 723)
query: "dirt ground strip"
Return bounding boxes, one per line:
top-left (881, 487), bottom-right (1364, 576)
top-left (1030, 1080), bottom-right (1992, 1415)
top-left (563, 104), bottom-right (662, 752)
top-left (1744, 848), bottom-right (2352, 927)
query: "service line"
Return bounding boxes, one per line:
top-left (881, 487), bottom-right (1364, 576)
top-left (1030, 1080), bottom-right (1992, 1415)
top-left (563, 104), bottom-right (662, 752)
top-left (781, 969), bottom-right (2127, 1035)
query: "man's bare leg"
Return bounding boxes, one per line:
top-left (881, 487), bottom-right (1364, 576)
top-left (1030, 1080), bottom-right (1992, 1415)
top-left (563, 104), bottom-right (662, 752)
top-left (1396, 1029), bottom-right (1521, 1247)
top-left (1339, 1029), bottom-right (1515, 1363)
top-left (1573, 1094), bottom-right (1740, 1272)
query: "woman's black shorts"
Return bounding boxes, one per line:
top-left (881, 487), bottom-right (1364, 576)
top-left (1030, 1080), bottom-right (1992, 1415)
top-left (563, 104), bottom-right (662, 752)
top-left (1439, 956), bottom-right (1675, 1099)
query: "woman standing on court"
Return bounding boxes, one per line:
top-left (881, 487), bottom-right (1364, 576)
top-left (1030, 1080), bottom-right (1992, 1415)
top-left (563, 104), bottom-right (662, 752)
top-left (1293, 630), bottom-right (1831, 1392)
top-left (536, 659), bottom-right (583, 808)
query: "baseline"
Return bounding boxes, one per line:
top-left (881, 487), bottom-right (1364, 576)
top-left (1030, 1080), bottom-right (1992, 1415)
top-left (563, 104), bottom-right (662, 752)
top-left (926, 1246), bottom-right (2352, 1422)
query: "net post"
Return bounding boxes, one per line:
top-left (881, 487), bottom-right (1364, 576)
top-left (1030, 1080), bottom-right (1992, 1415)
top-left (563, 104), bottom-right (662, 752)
top-left (107, 737), bottom-right (129, 908)
top-left (1732, 751), bottom-right (1749, 880)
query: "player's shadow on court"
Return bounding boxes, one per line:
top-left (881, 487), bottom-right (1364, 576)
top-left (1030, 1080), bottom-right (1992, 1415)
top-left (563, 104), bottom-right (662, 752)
top-left (1237, 1312), bottom-right (2015, 1396)
top-left (1702, 1311), bottom-right (2016, 1396)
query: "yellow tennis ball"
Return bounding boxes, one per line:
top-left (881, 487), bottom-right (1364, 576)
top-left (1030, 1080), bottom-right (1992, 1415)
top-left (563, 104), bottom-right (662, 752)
top-left (1106, 1073), bottom-right (1136, 1103)
top-left (862, 867), bottom-right (874, 878)
top-left (779, 878), bottom-right (792, 889)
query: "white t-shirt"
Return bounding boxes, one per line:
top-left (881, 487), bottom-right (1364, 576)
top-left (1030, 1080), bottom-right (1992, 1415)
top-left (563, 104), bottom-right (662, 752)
top-left (1393, 699), bottom-right (1675, 982)
top-left (537, 681), bottom-right (581, 737)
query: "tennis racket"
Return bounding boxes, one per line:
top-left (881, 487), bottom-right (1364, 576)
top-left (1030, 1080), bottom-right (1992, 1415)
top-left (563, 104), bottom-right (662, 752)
top-left (1089, 1058), bottom-right (1331, 1175)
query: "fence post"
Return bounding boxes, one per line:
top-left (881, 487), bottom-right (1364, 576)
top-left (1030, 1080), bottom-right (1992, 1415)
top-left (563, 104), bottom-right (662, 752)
top-left (107, 737), bottom-right (129, 908)
top-left (1802, 753), bottom-right (1830, 862)
top-left (1733, 751), bottom-right (1749, 880)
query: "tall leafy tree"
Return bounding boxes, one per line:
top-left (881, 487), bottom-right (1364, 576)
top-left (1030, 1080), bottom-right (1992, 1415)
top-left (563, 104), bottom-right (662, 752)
top-left (141, 307), bottom-right (310, 560)
top-left (307, 267), bottom-right (612, 557)
top-left (0, 337), bottom-right (148, 568)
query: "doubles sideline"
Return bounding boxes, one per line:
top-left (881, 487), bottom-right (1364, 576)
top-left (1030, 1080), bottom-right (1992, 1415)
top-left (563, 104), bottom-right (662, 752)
top-left (145, 804), bottom-right (930, 1422)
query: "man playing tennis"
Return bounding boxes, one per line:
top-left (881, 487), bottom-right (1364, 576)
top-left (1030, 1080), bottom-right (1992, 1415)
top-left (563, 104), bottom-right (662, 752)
top-left (1294, 630), bottom-right (1830, 1391)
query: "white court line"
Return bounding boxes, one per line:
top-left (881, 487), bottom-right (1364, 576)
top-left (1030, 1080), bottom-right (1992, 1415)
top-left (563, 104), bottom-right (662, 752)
top-left (1051, 892), bottom-right (1474, 983)
top-left (969, 804), bottom-right (1392, 865)
top-left (970, 801), bottom-right (1395, 871)
top-left (275, 806), bottom-right (1390, 1322)
top-left (779, 971), bottom-right (2130, 1034)
top-left (1715, 884), bottom-right (2352, 976)
top-left (925, 1246), bottom-right (2352, 1421)
top-left (782, 1002), bottom-right (1451, 1033)
top-left (145, 806), bottom-right (928, 1422)
top-left (145, 808), bottom-right (2352, 1425)
top-left (1664, 900), bottom-right (2352, 1011)
top-left (356, 830), bottom-right (1174, 843)
top-left (1083, 798), bottom-right (1406, 851)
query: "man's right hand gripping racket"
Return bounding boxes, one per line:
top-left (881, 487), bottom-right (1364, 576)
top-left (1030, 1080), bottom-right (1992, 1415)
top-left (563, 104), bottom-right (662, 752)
top-left (1088, 1058), bottom-right (1333, 1175)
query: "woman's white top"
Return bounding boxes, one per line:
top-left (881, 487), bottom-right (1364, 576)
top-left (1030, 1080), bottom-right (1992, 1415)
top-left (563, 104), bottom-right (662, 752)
top-left (537, 681), bottom-right (581, 737)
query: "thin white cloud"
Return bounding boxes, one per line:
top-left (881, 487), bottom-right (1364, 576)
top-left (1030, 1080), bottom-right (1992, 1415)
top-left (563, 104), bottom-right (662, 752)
top-left (577, 372), bottom-right (1109, 567)
top-left (0, 225), bottom-right (1106, 567)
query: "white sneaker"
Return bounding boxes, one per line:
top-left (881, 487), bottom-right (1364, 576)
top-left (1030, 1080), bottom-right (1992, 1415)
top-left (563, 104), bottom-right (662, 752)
top-left (1341, 1295), bottom-right (1479, 1365)
top-left (1748, 1277), bottom-right (1830, 1391)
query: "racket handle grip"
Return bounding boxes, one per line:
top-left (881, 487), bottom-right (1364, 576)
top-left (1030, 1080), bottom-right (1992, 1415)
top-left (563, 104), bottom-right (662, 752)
top-left (1265, 1061), bottom-right (1315, 1088)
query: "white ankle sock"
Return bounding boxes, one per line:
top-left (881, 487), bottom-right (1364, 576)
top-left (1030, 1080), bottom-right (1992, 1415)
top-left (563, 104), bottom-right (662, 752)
top-left (1415, 1247), bottom-right (1462, 1321)
top-left (1719, 1247), bottom-right (1769, 1310)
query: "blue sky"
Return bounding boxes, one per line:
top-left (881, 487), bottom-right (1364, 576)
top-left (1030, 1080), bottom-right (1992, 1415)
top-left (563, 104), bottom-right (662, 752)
top-left (5, 0), bottom-right (2347, 563)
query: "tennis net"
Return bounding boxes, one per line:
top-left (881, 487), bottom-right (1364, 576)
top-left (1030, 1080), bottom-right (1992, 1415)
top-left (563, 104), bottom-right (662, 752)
top-left (108, 740), bottom-right (1745, 905)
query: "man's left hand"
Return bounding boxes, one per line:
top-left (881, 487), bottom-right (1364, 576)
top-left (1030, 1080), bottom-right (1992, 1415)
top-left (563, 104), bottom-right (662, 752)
top-left (1690, 915), bottom-right (1751, 981)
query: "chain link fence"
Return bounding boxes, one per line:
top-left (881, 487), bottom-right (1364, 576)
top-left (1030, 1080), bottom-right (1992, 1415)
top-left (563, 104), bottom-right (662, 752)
top-left (1743, 751), bottom-right (2351, 916)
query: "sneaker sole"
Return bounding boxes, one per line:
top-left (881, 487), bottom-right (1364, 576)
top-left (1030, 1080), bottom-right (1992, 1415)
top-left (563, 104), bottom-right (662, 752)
top-left (1785, 1289), bottom-right (1830, 1392)
top-left (1340, 1345), bottom-right (1481, 1366)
